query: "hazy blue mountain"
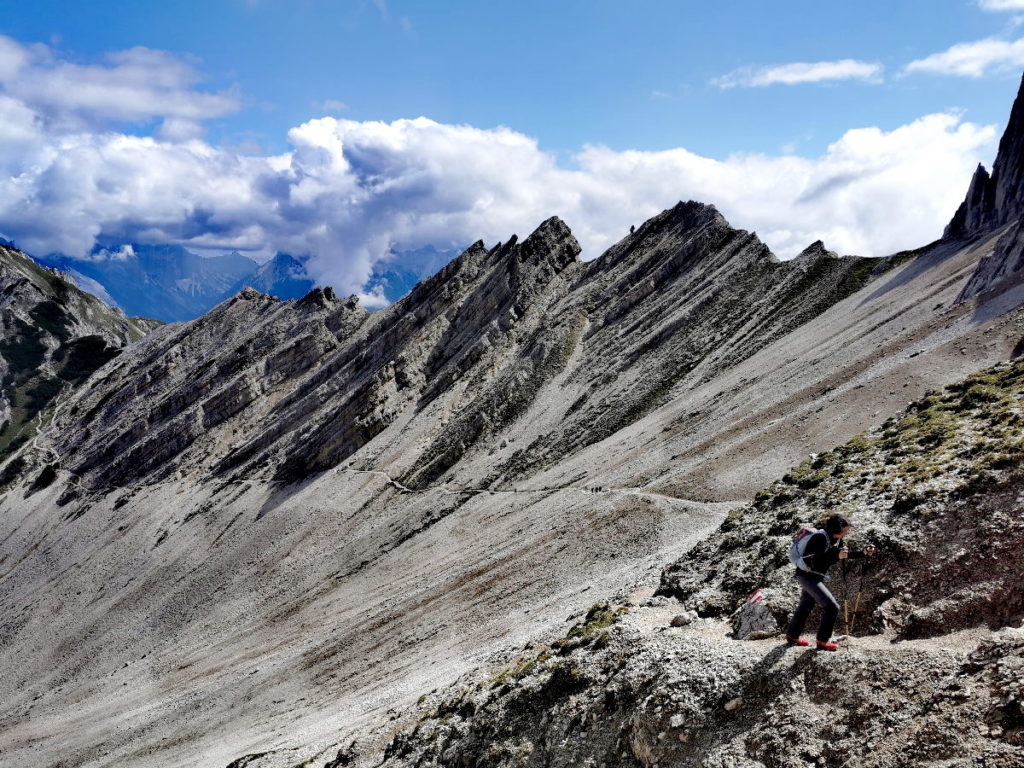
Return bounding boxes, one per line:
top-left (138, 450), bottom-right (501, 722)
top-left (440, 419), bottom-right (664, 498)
top-left (39, 245), bottom-right (258, 323)
top-left (367, 245), bottom-right (460, 303)
top-left (228, 253), bottom-right (315, 300)
top-left (36, 243), bottom-right (461, 321)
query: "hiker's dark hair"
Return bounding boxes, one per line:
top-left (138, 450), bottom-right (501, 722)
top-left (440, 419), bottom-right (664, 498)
top-left (824, 514), bottom-right (851, 535)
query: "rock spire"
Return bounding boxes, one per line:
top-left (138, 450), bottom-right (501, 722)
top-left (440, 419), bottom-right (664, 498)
top-left (946, 73), bottom-right (1024, 239)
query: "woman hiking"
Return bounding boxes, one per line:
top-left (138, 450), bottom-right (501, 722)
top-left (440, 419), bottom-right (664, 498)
top-left (785, 514), bottom-right (875, 651)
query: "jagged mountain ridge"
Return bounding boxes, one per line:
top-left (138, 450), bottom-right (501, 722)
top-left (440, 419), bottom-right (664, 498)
top-left (44, 204), bottom-right (910, 497)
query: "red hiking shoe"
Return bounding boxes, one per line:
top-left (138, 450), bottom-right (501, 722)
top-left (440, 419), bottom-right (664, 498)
top-left (785, 636), bottom-right (810, 647)
top-left (816, 640), bottom-right (839, 652)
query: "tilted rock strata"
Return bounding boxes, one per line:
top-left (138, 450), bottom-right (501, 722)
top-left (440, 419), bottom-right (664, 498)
top-left (0, 244), bottom-right (156, 461)
top-left (46, 204), bottom-right (908, 495)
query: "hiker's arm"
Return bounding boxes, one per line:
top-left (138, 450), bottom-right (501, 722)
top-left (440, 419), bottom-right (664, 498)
top-left (845, 545), bottom-right (877, 560)
top-left (804, 532), bottom-right (828, 570)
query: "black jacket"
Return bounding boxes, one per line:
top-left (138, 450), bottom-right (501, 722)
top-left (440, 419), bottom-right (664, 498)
top-left (798, 531), bottom-right (866, 582)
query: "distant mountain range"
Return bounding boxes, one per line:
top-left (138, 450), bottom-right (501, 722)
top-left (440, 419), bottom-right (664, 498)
top-left (36, 243), bottom-right (458, 322)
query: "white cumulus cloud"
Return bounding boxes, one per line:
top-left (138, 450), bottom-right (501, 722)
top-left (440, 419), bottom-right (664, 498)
top-left (978, 0), bottom-right (1024, 10)
top-left (0, 35), bottom-right (239, 134)
top-left (905, 37), bottom-right (1024, 77)
top-left (713, 59), bottom-right (883, 89)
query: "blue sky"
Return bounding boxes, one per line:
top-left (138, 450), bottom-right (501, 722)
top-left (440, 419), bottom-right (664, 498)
top-left (2, 1), bottom-right (1024, 302)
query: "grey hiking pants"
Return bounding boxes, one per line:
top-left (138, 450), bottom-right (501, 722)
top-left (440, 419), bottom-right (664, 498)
top-left (786, 572), bottom-right (840, 642)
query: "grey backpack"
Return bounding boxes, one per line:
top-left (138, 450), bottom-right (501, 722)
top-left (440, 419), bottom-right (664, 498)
top-left (788, 526), bottom-right (828, 573)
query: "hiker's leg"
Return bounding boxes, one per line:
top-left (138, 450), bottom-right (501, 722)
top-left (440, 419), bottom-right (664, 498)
top-left (805, 581), bottom-right (840, 642)
top-left (786, 578), bottom-right (817, 637)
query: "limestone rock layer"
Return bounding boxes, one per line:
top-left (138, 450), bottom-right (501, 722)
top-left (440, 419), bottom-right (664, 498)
top-left (41, 203), bottom-right (908, 496)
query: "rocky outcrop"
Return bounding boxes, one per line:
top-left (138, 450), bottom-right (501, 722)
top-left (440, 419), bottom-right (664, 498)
top-left (0, 244), bottom-right (156, 462)
top-left (949, 73), bottom-right (1024, 300)
top-left (379, 611), bottom-right (1024, 768)
top-left (659, 358), bottom-right (1024, 638)
top-left (959, 217), bottom-right (1024, 300)
top-left (946, 163), bottom-right (997, 239)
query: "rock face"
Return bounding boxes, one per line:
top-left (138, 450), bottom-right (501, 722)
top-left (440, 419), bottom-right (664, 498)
top-left (0, 244), bottom-right (157, 461)
top-left (946, 75), bottom-right (1024, 239)
top-left (947, 73), bottom-right (1024, 299)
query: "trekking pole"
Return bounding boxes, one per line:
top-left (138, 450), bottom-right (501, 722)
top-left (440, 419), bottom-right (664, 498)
top-left (841, 558), bottom-right (850, 637)
top-left (848, 556), bottom-right (869, 637)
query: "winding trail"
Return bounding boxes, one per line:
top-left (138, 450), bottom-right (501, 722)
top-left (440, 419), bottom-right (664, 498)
top-left (335, 467), bottom-right (737, 507)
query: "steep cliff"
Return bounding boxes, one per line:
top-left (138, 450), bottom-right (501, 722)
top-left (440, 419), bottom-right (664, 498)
top-left (0, 244), bottom-right (156, 461)
top-left (948, 73), bottom-right (1024, 300)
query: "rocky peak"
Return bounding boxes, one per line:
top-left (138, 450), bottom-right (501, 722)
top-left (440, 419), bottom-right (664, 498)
top-left (295, 285), bottom-right (338, 310)
top-left (945, 163), bottom-right (996, 238)
top-left (946, 72), bottom-right (1024, 300)
top-left (945, 73), bottom-right (1024, 239)
top-left (516, 216), bottom-right (581, 270)
top-left (665, 199), bottom-right (728, 230)
top-left (793, 240), bottom-right (837, 263)
top-left (236, 286), bottom-right (270, 301)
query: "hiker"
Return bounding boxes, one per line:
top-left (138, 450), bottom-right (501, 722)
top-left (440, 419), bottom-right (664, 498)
top-left (785, 514), bottom-right (875, 651)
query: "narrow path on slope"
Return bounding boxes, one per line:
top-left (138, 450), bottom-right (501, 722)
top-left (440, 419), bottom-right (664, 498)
top-left (335, 467), bottom-right (738, 507)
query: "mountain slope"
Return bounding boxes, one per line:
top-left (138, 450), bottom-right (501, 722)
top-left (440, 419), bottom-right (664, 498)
top-left (0, 244), bottom-right (157, 460)
top-left (1, 207), bottom-right (1019, 768)
top-left (378, 357), bottom-right (1024, 768)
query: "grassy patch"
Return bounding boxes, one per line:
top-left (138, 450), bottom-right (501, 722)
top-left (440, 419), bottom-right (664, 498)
top-left (552, 603), bottom-right (627, 655)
